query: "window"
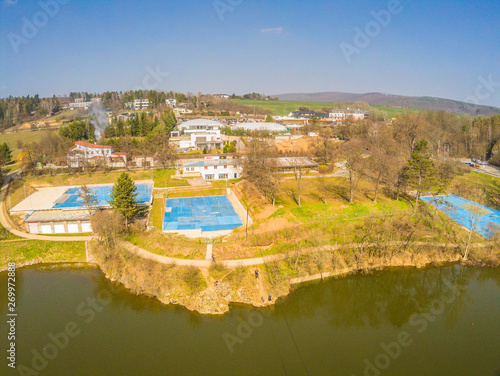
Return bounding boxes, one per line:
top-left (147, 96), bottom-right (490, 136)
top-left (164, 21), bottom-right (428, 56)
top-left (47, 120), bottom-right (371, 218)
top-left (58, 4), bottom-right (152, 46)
top-left (205, 174), bottom-right (215, 180)
top-left (224, 165), bottom-right (227, 169)
top-left (219, 173), bottom-right (228, 180)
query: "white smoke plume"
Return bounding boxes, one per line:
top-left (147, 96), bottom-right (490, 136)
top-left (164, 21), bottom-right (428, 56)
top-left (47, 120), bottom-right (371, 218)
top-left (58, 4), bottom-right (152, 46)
top-left (90, 102), bottom-right (108, 140)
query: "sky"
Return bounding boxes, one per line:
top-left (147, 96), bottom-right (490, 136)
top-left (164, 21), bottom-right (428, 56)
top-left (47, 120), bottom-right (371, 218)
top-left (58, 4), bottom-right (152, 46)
top-left (1, 0), bottom-right (499, 107)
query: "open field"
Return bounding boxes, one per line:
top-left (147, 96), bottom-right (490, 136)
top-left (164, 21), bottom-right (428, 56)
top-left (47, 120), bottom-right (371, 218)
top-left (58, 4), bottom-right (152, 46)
top-left (231, 99), bottom-right (430, 118)
top-left (0, 220), bottom-right (20, 241)
top-left (1, 130), bottom-right (54, 159)
top-left (231, 99), bottom-right (340, 115)
top-left (0, 240), bottom-right (86, 269)
top-left (371, 105), bottom-right (420, 118)
top-left (230, 99), bottom-right (470, 119)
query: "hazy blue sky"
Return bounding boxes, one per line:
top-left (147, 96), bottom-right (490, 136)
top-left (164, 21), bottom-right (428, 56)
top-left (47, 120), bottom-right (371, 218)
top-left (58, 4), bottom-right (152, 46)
top-left (1, 0), bottom-right (499, 106)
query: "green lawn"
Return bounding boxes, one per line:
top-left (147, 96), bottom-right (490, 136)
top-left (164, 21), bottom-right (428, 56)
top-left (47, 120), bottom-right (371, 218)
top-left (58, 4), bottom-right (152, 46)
top-left (0, 240), bottom-right (86, 269)
top-left (371, 105), bottom-right (421, 119)
top-left (20, 168), bottom-right (189, 188)
top-left (231, 100), bottom-right (340, 116)
top-left (1, 130), bottom-right (54, 159)
top-left (0, 221), bottom-right (20, 241)
top-left (231, 99), bottom-right (470, 119)
top-left (269, 177), bottom-right (412, 226)
top-left (149, 198), bottom-right (164, 228)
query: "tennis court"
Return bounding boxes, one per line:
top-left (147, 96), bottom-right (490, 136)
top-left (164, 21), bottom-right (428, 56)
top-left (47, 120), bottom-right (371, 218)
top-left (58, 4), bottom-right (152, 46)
top-left (163, 195), bottom-right (243, 233)
top-left (52, 183), bottom-right (153, 209)
top-left (421, 195), bottom-right (500, 238)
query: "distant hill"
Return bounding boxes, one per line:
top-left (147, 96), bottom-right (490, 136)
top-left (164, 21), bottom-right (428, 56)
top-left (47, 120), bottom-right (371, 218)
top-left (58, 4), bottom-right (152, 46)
top-left (274, 92), bottom-right (500, 116)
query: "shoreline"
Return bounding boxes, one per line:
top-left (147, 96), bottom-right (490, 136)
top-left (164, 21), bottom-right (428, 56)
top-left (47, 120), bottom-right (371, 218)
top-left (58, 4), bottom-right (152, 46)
top-left (4, 245), bottom-right (497, 315)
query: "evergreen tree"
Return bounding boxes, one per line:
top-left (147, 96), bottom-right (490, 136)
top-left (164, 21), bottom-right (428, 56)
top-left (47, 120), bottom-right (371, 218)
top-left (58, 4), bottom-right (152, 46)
top-left (406, 139), bottom-right (437, 213)
top-left (108, 173), bottom-right (140, 227)
top-left (0, 143), bottom-right (12, 166)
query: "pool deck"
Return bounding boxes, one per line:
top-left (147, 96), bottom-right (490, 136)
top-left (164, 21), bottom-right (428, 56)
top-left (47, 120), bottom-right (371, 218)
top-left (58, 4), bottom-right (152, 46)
top-left (10, 180), bottom-right (153, 213)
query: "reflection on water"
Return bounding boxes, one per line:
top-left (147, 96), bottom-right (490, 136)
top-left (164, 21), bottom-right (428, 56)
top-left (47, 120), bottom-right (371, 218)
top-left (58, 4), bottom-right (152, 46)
top-left (0, 264), bottom-right (499, 376)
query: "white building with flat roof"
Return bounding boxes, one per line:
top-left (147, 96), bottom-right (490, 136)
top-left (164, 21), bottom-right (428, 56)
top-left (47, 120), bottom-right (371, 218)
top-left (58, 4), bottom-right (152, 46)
top-left (178, 119), bottom-right (223, 133)
top-left (182, 157), bottom-right (242, 180)
top-left (329, 109), bottom-right (368, 121)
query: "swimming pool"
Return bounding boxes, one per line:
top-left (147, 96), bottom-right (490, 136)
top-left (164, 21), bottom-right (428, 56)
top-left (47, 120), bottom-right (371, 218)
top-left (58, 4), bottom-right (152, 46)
top-left (52, 183), bottom-right (153, 209)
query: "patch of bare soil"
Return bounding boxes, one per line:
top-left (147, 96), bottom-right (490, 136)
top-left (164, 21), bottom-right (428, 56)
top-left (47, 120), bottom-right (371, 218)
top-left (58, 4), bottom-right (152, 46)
top-left (188, 178), bottom-right (209, 187)
top-left (273, 136), bottom-right (312, 154)
top-left (256, 217), bottom-right (296, 233)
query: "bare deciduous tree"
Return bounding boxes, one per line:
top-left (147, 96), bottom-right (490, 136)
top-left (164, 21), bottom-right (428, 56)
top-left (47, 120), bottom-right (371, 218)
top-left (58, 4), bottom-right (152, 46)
top-left (90, 210), bottom-right (125, 249)
top-left (79, 184), bottom-right (98, 216)
top-left (335, 139), bottom-right (367, 203)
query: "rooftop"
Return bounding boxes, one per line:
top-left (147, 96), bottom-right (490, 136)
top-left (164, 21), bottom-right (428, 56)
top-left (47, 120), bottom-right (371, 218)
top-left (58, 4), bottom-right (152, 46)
top-left (231, 122), bottom-right (287, 132)
top-left (75, 141), bottom-right (113, 149)
top-left (179, 119), bottom-right (223, 129)
top-left (183, 159), bottom-right (241, 167)
top-left (25, 210), bottom-right (92, 223)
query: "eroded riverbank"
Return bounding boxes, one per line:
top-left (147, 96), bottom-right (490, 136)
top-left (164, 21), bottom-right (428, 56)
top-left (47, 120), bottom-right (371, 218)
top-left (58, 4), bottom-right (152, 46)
top-left (89, 241), bottom-right (500, 315)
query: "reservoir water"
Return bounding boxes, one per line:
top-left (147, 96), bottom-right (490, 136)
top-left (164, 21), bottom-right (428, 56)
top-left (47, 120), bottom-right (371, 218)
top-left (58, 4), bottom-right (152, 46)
top-left (1, 265), bottom-right (499, 375)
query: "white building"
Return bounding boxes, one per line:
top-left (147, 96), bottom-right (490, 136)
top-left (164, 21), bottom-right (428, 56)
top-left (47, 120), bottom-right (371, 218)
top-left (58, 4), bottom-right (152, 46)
top-left (165, 99), bottom-right (177, 107)
top-left (133, 99), bottom-right (149, 109)
top-left (182, 157), bottom-right (242, 180)
top-left (177, 119), bottom-right (224, 151)
top-left (67, 141), bottom-right (126, 168)
top-left (329, 109), bottom-right (368, 122)
top-left (178, 119), bottom-right (223, 133)
top-left (179, 131), bottom-right (223, 151)
top-left (69, 101), bottom-right (93, 110)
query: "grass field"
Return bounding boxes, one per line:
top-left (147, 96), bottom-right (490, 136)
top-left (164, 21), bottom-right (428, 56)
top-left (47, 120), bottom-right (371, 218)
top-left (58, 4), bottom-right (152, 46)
top-left (22, 168), bottom-right (188, 188)
top-left (231, 99), bottom-right (465, 119)
top-left (231, 99), bottom-right (432, 118)
top-left (1, 130), bottom-right (54, 159)
top-left (0, 221), bottom-right (20, 241)
top-left (0, 240), bottom-right (86, 269)
top-left (371, 105), bottom-right (420, 119)
top-left (232, 99), bottom-right (340, 115)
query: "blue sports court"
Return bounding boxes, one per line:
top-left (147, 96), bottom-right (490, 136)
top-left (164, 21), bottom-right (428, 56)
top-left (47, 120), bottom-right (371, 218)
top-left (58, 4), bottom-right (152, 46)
top-left (52, 183), bottom-right (153, 209)
top-left (421, 195), bottom-right (500, 238)
top-left (163, 195), bottom-right (243, 232)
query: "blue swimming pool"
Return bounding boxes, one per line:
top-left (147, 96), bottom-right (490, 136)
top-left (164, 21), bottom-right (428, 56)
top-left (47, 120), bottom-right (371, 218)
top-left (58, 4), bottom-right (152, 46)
top-left (163, 196), bottom-right (243, 233)
top-left (52, 183), bottom-right (153, 209)
top-left (421, 195), bottom-right (500, 238)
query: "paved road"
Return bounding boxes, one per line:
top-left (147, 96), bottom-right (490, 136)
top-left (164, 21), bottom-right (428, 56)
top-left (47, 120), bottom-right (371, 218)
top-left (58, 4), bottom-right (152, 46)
top-left (461, 159), bottom-right (500, 178)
